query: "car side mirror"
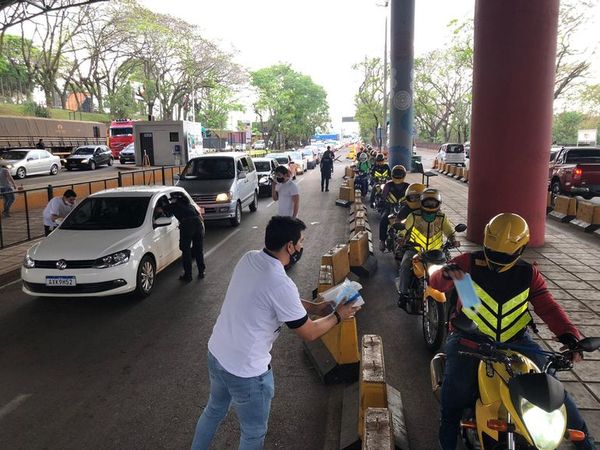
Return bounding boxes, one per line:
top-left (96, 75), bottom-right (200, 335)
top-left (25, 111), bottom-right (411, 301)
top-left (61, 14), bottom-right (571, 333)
top-left (27, 157), bottom-right (34, 161)
top-left (455, 223), bottom-right (467, 233)
top-left (153, 216), bottom-right (172, 228)
top-left (238, 171), bottom-right (247, 179)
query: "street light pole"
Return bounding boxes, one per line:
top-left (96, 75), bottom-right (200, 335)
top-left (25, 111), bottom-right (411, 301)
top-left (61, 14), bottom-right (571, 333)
top-left (382, 13), bottom-right (388, 153)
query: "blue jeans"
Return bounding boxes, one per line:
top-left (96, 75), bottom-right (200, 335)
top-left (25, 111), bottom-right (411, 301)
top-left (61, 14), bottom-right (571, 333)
top-left (1, 187), bottom-right (15, 214)
top-left (191, 352), bottom-right (275, 450)
top-left (439, 331), bottom-right (595, 450)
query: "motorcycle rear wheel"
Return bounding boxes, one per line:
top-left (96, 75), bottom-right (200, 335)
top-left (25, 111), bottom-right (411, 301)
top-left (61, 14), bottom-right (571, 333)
top-left (422, 297), bottom-right (447, 352)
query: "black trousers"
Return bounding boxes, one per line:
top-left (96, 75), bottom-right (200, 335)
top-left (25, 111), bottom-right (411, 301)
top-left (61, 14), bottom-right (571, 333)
top-left (180, 219), bottom-right (205, 276)
top-left (321, 174), bottom-right (330, 191)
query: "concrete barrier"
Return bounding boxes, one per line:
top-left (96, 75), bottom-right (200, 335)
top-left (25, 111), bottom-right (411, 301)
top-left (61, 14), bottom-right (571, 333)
top-left (549, 195), bottom-right (577, 222)
top-left (349, 231), bottom-right (378, 278)
top-left (322, 244), bottom-right (351, 285)
top-left (570, 200), bottom-right (600, 232)
top-left (362, 408), bottom-right (394, 450)
top-left (462, 169), bottom-right (469, 183)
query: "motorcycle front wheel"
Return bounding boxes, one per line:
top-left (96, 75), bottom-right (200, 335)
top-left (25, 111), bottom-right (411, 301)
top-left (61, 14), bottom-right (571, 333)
top-left (422, 297), bottom-right (447, 352)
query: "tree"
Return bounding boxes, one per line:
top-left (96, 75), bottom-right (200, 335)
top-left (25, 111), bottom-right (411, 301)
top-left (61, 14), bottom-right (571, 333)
top-left (552, 111), bottom-right (585, 145)
top-left (251, 64), bottom-right (330, 149)
top-left (352, 57), bottom-right (384, 146)
top-left (0, 34), bottom-right (35, 101)
top-left (197, 84), bottom-right (244, 129)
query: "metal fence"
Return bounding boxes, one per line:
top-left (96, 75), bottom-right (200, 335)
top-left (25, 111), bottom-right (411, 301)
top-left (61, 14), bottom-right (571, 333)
top-left (0, 165), bottom-right (183, 250)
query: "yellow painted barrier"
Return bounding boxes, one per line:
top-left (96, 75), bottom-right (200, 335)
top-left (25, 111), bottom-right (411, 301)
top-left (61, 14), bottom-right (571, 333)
top-left (570, 200), bottom-right (600, 231)
top-left (322, 244), bottom-right (351, 285)
top-left (321, 316), bottom-right (360, 365)
top-left (349, 231), bottom-right (369, 266)
top-left (549, 195), bottom-right (577, 222)
top-left (359, 335), bottom-right (388, 440)
top-left (463, 168), bottom-right (469, 183)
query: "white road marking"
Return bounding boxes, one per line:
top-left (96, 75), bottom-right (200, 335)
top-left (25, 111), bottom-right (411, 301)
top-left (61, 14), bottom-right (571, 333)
top-left (205, 229), bottom-right (241, 258)
top-left (0, 394), bottom-right (31, 421)
top-left (0, 278), bottom-right (21, 290)
top-left (310, 222), bottom-right (320, 225)
top-left (266, 201), bottom-right (275, 208)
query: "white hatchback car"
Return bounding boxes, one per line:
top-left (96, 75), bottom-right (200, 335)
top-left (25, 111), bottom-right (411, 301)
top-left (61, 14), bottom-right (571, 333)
top-left (436, 143), bottom-right (466, 166)
top-left (21, 186), bottom-right (189, 298)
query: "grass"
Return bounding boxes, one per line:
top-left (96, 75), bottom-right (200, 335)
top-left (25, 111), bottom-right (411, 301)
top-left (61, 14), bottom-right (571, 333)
top-left (0, 102), bottom-right (111, 123)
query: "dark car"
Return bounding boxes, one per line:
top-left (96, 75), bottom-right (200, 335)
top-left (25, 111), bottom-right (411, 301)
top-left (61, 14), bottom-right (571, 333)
top-left (119, 143), bottom-right (136, 164)
top-left (66, 145), bottom-right (113, 170)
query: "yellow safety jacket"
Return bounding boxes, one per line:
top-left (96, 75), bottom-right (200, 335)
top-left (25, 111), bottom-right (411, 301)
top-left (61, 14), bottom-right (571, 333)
top-left (402, 210), bottom-right (455, 251)
top-left (462, 254), bottom-right (533, 342)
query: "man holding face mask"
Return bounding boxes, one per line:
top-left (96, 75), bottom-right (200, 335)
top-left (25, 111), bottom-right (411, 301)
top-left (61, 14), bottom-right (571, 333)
top-left (271, 165), bottom-right (299, 218)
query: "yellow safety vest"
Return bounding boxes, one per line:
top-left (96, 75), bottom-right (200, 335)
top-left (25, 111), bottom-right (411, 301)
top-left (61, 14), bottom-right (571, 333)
top-left (462, 260), bottom-right (533, 342)
top-left (406, 213), bottom-right (446, 250)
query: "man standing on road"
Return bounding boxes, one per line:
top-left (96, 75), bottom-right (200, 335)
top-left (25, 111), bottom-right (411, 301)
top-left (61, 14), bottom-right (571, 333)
top-left (190, 216), bottom-right (361, 450)
top-left (0, 162), bottom-right (18, 217)
top-left (319, 146), bottom-right (334, 192)
top-left (36, 139), bottom-right (45, 149)
top-left (42, 189), bottom-right (77, 236)
top-left (271, 165), bottom-right (299, 218)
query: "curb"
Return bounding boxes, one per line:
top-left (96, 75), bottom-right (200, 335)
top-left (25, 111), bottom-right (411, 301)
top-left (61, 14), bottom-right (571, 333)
top-left (0, 266), bottom-right (21, 286)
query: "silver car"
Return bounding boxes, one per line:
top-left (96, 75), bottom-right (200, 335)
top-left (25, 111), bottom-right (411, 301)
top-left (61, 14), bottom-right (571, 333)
top-left (0, 149), bottom-right (61, 179)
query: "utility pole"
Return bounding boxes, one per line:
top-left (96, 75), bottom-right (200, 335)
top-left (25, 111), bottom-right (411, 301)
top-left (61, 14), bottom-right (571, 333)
top-left (382, 3), bottom-right (389, 153)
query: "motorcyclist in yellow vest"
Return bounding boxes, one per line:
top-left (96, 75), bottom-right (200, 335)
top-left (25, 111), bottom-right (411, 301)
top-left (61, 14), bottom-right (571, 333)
top-left (379, 182), bottom-right (425, 252)
top-left (397, 188), bottom-right (457, 308)
top-left (429, 213), bottom-right (594, 450)
top-left (369, 153), bottom-right (391, 207)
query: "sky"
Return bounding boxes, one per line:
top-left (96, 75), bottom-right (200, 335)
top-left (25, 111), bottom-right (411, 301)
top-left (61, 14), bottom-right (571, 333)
top-left (139, 0), bottom-right (599, 132)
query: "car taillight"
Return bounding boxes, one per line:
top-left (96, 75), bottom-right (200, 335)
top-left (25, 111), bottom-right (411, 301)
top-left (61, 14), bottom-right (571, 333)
top-left (573, 166), bottom-right (583, 179)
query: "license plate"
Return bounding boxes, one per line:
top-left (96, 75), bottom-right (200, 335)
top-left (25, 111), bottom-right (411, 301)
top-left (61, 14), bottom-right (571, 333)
top-left (45, 276), bottom-right (76, 286)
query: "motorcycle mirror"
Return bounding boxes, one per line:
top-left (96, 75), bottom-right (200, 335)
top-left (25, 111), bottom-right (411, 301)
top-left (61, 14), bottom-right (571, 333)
top-left (455, 223), bottom-right (467, 233)
top-left (577, 337), bottom-right (600, 353)
top-left (451, 313), bottom-right (480, 335)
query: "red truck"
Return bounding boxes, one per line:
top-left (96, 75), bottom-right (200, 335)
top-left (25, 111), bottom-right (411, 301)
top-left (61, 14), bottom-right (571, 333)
top-left (549, 147), bottom-right (600, 199)
top-left (108, 119), bottom-right (135, 158)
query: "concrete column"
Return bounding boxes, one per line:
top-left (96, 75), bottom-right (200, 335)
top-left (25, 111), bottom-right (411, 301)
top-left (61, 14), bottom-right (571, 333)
top-left (467, 0), bottom-right (559, 247)
top-left (388, 0), bottom-right (415, 171)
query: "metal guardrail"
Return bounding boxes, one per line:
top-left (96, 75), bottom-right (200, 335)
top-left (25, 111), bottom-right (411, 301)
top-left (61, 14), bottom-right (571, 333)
top-left (0, 165), bottom-right (183, 250)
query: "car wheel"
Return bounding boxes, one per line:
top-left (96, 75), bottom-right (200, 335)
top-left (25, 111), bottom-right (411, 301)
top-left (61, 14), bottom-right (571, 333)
top-left (50, 164), bottom-right (59, 175)
top-left (119, 159), bottom-right (125, 165)
top-left (230, 202), bottom-right (242, 227)
top-left (108, 157), bottom-right (113, 166)
top-left (551, 181), bottom-right (562, 198)
top-left (135, 255), bottom-right (156, 298)
top-left (16, 167), bottom-right (26, 179)
top-left (249, 192), bottom-right (258, 212)
top-left (89, 160), bottom-right (96, 170)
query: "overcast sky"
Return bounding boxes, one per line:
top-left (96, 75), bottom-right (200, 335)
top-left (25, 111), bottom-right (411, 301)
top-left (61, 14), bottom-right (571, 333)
top-left (139, 0), bottom-right (599, 131)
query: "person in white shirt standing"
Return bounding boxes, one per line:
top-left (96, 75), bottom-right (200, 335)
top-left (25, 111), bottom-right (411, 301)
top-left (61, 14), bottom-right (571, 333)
top-left (42, 189), bottom-right (77, 236)
top-left (271, 165), bottom-right (299, 218)
top-left (191, 216), bottom-right (361, 450)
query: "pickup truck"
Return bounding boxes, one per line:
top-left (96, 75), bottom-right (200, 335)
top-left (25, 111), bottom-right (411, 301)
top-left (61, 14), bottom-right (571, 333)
top-left (549, 147), bottom-right (600, 198)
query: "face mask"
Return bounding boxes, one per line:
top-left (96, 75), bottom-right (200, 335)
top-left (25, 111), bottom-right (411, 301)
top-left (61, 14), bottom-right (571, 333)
top-left (288, 245), bottom-right (303, 264)
top-left (276, 177), bottom-right (285, 183)
top-left (422, 211), bottom-right (437, 223)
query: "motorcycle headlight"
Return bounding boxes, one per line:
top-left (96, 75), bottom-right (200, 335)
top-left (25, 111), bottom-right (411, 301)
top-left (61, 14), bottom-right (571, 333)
top-left (81, 159), bottom-right (89, 164)
top-left (93, 250), bottom-right (131, 269)
top-left (427, 263), bottom-right (444, 277)
top-left (23, 254), bottom-right (35, 269)
top-left (520, 398), bottom-right (566, 450)
top-left (215, 192), bottom-right (232, 202)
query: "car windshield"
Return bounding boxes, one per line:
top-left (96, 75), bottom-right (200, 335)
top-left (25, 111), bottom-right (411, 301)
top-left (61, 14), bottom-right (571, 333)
top-left (111, 127), bottom-right (133, 136)
top-left (61, 196), bottom-right (151, 230)
top-left (123, 144), bottom-right (134, 152)
top-left (274, 157), bottom-right (288, 165)
top-left (73, 147), bottom-right (94, 155)
top-left (566, 149), bottom-right (600, 163)
top-left (288, 152), bottom-right (302, 159)
top-left (254, 161), bottom-right (271, 172)
top-left (1, 150), bottom-right (28, 160)
top-left (181, 157), bottom-right (235, 180)
top-left (446, 145), bottom-right (464, 153)
top-left (301, 150), bottom-right (313, 156)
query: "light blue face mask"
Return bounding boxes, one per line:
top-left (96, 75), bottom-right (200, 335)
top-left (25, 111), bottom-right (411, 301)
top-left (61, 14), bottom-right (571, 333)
top-left (422, 211), bottom-right (437, 223)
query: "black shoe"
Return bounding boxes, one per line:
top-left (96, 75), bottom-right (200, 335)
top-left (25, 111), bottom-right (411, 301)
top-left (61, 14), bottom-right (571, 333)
top-left (198, 271), bottom-right (205, 279)
top-left (397, 294), bottom-right (408, 310)
top-left (325, 189), bottom-right (329, 192)
top-left (179, 274), bottom-right (192, 282)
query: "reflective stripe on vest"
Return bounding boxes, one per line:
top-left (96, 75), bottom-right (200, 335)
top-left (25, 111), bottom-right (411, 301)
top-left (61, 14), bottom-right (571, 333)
top-left (408, 226), bottom-right (443, 250)
top-left (462, 282), bottom-right (531, 342)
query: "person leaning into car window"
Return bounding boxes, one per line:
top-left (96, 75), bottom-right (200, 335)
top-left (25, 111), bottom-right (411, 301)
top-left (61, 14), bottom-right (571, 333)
top-left (42, 189), bottom-right (77, 236)
top-left (163, 192), bottom-right (206, 282)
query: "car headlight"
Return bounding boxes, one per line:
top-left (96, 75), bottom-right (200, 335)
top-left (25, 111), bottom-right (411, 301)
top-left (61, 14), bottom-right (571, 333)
top-left (93, 250), bottom-right (131, 269)
top-left (427, 263), bottom-right (445, 277)
top-left (215, 192), bottom-right (232, 202)
top-left (520, 398), bottom-right (566, 450)
top-left (23, 254), bottom-right (35, 268)
top-left (6, 163), bottom-right (13, 169)
top-left (81, 159), bottom-right (89, 164)
top-left (259, 176), bottom-right (270, 185)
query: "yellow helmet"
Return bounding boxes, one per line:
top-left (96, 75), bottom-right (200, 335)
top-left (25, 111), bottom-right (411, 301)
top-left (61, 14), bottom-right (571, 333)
top-left (391, 165), bottom-right (406, 184)
top-left (483, 213), bottom-right (530, 273)
top-left (420, 188), bottom-right (442, 213)
top-left (405, 183), bottom-right (426, 209)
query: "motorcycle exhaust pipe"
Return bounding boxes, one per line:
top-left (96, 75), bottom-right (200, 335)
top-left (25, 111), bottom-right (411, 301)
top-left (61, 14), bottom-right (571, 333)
top-left (430, 353), bottom-right (446, 403)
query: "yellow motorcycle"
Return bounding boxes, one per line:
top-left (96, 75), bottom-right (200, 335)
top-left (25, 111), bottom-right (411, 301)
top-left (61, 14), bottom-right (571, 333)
top-left (431, 317), bottom-right (600, 449)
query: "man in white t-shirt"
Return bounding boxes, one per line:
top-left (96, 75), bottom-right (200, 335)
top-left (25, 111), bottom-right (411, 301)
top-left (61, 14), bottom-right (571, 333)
top-left (191, 216), bottom-right (361, 450)
top-left (271, 165), bottom-right (299, 218)
top-left (42, 189), bottom-right (77, 236)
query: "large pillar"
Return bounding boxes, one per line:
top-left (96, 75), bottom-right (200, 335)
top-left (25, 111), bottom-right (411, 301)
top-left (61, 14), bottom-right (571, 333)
top-left (388, 0), bottom-right (415, 171)
top-left (467, 0), bottom-right (559, 247)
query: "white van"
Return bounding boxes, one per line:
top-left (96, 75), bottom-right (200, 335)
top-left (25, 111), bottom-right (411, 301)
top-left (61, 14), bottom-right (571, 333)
top-left (436, 143), bottom-right (466, 166)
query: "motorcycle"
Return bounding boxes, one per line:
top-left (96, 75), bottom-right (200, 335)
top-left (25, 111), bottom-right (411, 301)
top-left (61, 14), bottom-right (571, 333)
top-left (354, 169), bottom-right (369, 198)
top-left (397, 223), bottom-right (467, 352)
top-left (370, 174), bottom-right (390, 214)
top-left (431, 316), bottom-right (600, 450)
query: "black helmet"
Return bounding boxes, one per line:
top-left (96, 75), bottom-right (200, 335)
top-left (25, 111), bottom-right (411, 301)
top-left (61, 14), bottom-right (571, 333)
top-left (375, 154), bottom-right (385, 162)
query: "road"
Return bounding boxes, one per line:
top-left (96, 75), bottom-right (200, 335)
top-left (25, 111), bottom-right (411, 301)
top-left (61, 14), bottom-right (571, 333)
top-left (0, 156), bottom-right (441, 450)
top-left (16, 163), bottom-right (136, 190)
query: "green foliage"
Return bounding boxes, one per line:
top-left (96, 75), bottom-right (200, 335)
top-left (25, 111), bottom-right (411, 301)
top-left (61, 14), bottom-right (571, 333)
top-left (352, 57), bottom-right (384, 145)
top-left (0, 35), bottom-right (35, 98)
top-left (197, 84), bottom-right (244, 129)
top-left (552, 111), bottom-right (585, 145)
top-left (107, 83), bottom-right (141, 119)
top-left (22, 101), bottom-right (50, 118)
top-left (251, 64), bottom-right (329, 148)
